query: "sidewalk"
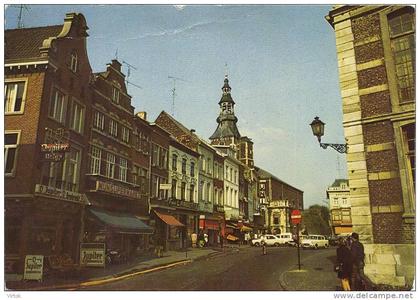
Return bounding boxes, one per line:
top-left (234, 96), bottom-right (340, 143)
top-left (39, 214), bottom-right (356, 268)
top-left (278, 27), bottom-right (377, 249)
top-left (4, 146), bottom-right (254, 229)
top-left (279, 248), bottom-right (340, 291)
top-left (6, 246), bottom-right (229, 291)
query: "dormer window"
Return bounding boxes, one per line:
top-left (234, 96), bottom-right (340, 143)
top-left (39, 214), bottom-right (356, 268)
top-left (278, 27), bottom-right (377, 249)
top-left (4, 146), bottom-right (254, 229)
top-left (112, 87), bottom-right (120, 104)
top-left (70, 51), bottom-right (78, 73)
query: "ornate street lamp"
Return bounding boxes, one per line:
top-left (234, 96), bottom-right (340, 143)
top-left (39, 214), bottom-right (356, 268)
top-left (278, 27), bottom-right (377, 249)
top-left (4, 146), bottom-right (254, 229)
top-left (310, 116), bottom-right (348, 154)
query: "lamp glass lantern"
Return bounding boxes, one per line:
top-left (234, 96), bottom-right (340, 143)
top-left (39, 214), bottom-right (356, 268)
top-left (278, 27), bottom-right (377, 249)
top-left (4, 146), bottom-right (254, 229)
top-left (310, 116), bottom-right (325, 142)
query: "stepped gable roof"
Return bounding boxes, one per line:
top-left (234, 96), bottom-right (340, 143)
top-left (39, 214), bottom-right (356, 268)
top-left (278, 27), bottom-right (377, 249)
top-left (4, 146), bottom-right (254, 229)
top-left (254, 166), bottom-right (303, 193)
top-left (5, 25), bottom-right (63, 61)
top-left (330, 179), bottom-right (349, 187)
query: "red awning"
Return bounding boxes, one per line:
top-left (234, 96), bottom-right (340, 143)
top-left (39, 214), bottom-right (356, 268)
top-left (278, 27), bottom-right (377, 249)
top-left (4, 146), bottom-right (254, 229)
top-left (154, 211), bottom-right (185, 227)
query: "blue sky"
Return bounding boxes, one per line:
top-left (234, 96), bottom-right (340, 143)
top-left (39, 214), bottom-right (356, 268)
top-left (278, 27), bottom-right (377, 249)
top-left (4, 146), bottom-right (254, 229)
top-left (5, 4), bottom-right (348, 208)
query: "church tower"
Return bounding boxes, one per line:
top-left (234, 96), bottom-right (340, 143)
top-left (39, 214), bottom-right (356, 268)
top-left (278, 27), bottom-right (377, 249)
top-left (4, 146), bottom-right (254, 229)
top-left (209, 75), bottom-right (241, 147)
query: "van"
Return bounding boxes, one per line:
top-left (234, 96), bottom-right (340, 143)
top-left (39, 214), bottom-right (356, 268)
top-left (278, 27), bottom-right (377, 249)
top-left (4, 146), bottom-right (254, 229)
top-left (301, 235), bottom-right (329, 249)
top-left (275, 233), bottom-right (294, 245)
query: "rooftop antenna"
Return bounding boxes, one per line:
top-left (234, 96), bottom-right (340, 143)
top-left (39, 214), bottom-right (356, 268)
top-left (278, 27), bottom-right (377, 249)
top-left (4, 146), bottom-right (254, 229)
top-left (168, 75), bottom-right (187, 116)
top-left (122, 60), bottom-right (142, 90)
top-left (9, 4), bottom-right (30, 28)
top-left (115, 48), bottom-right (119, 60)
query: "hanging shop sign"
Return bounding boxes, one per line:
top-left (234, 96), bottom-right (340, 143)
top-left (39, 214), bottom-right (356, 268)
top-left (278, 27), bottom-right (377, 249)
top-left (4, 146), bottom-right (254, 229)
top-left (23, 255), bottom-right (44, 281)
top-left (34, 184), bottom-right (87, 204)
top-left (80, 243), bottom-right (106, 267)
top-left (95, 180), bottom-right (142, 200)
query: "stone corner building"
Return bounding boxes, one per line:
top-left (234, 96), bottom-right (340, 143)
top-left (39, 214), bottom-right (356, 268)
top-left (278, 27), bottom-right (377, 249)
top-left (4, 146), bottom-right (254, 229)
top-left (327, 5), bottom-right (415, 287)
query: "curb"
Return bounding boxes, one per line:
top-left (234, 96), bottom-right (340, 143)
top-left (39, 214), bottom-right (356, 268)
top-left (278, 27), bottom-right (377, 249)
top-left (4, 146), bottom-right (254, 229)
top-left (19, 259), bottom-right (192, 291)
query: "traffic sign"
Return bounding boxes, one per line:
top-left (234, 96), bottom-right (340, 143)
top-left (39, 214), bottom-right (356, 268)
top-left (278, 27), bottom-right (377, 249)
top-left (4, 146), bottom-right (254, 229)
top-left (291, 209), bottom-right (302, 225)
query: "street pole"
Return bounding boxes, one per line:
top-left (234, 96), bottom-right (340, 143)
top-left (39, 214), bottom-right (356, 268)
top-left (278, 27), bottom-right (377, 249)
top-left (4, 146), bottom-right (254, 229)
top-left (297, 223), bottom-right (301, 270)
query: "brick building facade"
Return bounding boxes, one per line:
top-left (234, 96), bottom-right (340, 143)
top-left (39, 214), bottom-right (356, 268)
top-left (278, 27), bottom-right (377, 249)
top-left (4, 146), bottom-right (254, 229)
top-left (327, 5), bottom-right (415, 287)
top-left (5, 13), bottom-right (92, 275)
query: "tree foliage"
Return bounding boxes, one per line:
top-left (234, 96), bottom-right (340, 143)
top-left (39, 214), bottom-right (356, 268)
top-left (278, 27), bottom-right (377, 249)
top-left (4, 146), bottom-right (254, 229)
top-left (301, 205), bottom-right (331, 236)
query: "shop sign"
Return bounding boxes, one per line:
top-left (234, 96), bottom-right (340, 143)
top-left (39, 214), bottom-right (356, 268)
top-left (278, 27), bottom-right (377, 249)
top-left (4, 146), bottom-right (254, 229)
top-left (41, 143), bottom-right (70, 152)
top-left (41, 143), bottom-right (70, 162)
top-left (80, 243), bottom-right (105, 267)
top-left (169, 198), bottom-right (198, 210)
top-left (34, 184), bottom-right (87, 204)
top-left (96, 180), bottom-right (141, 200)
top-left (159, 183), bottom-right (172, 190)
top-left (23, 255), bottom-right (44, 281)
top-left (213, 204), bottom-right (225, 213)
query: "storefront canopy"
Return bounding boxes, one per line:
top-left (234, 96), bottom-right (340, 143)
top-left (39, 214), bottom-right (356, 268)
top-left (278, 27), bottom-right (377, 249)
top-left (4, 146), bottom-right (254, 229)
top-left (89, 208), bottom-right (154, 234)
top-left (240, 225), bottom-right (253, 232)
top-left (154, 211), bottom-right (185, 227)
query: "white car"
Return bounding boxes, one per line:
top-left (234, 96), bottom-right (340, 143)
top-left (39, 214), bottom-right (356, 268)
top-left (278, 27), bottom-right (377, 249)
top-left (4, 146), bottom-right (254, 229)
top-left (251, 234), bottom-right (282, 247)
top-left (275, 233), bottom-right (294, 246)
top-left (301, 235), bottom-right (329, 249)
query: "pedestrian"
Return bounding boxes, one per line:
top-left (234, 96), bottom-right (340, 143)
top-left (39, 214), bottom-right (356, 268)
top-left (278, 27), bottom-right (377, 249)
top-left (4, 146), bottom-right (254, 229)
top-left (350, 232), bottom-right (367, 290)
top-left (335, 237), bottom-right (352, 291)
top-left (204, 232), bottom-right (209, 247)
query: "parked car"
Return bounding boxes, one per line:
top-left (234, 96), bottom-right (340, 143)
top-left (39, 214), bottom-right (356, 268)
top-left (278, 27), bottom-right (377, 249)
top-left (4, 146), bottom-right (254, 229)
top-left (301, 235), bottom-right (329, 249)
top-left (275, 233), bottom-right (294, 246)
top-left (251, 234), bottom-right (282, 247)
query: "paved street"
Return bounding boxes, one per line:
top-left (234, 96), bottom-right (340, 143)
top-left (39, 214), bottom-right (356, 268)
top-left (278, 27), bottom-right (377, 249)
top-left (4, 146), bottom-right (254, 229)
top-left (76, 246), bottom-right (336, 291)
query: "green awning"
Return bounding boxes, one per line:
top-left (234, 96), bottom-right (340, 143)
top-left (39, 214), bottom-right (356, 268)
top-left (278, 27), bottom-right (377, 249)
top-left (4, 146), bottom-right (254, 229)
top-left (89, 208), bottom-right (154, 234)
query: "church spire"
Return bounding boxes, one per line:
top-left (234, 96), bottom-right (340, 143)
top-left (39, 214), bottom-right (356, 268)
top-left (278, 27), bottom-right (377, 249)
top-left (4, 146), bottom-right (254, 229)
top-left (209, 75), bottom-right (241, 145)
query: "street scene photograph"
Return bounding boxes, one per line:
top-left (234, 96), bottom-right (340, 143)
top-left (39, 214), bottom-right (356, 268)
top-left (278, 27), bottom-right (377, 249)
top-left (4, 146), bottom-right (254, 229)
top-left (3, 3), bottom-right (416, 299)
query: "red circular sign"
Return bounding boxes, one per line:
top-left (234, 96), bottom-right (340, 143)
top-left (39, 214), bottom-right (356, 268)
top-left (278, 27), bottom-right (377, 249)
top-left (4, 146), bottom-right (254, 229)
top-left (291, 209), bottom-right (302, 224)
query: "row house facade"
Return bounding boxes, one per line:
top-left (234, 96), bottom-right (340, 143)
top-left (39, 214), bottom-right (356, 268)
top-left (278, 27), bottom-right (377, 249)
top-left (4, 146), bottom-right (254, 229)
top-left (255, 167), bottom-right (304, 235)
top-left (326, 179), bottom-right (352, 235)
top-left (168, 136), bottom-right (200, 249)
top-left (5, 13), bottom-right (93, 275)
top-left (327, 5), bottom-right (415, 287)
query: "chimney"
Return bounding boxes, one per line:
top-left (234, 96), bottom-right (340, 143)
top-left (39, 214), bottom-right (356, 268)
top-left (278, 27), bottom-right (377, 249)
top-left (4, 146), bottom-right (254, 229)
top-left (109, 59), bottom-right (122, 72)
top-left (190, 129), bottom-right (196, 134)
top-left (137, 111), bottom-right (147, 121)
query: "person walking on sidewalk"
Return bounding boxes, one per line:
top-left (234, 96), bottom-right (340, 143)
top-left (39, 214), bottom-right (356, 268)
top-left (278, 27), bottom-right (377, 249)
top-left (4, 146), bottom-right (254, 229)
top-left (350, 232), bottom-right (366, 290)
top-left (336, 237), bottom-right (352, 291)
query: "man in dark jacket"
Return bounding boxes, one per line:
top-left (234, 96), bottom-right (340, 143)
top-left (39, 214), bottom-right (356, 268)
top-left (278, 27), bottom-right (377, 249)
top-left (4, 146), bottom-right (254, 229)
top-left (350, 232), bottom-right (366, 290)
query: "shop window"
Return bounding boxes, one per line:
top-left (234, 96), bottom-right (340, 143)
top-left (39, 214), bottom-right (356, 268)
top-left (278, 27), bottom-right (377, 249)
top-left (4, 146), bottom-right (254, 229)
top-left (106, 153), bottom-right (116, 178)
top-left (5, 81), bottom-right (26, 114)
top-left (49, 89), bottom-right (67, 124)
top-left (70, 100), bottom-right (84, 134)
top-left (5, 131), bottom-right (20, 175)
top-left (388, 7), bottom-right (415, 103)
top-left (119, 158), bottom-right (128, 182)
top-left (93, 111), bottom-right (105, 131)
